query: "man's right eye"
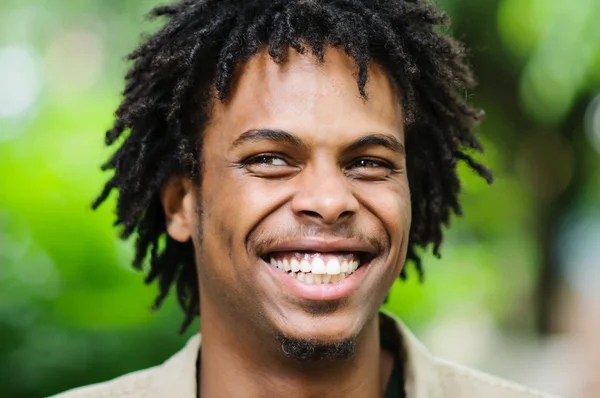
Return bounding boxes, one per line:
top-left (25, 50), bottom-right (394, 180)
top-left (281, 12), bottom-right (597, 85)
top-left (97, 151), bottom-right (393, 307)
top-left (244, 155), bottom-right (288, 166)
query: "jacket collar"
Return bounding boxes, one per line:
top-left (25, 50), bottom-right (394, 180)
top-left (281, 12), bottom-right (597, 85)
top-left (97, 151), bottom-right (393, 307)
top-left (381, 310), bottom-right (441, 398)
top-left (147, 333), bottom-right (201, 398)
top-left (148, 312), bottom-right (439, 398)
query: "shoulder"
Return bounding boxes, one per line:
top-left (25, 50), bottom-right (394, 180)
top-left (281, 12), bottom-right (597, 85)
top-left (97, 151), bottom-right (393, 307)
top-left (381, 311), bottom-right (560, 398)
top-left (48, 334), bottom-right (200, 398)
top-left (48, 366), bottom-right (158, 398)
top-left (434, 358), bottom-right (559, 398)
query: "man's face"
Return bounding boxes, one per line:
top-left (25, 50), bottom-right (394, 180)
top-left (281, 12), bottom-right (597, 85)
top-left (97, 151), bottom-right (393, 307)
top-left (173, 47), bottom-right (410, 354)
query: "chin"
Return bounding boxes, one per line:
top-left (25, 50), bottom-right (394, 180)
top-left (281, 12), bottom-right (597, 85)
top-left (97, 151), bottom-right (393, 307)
top-left (275, 323), bottom-right (360, 361)
top-left (274, 304), bottom-right (366, 345)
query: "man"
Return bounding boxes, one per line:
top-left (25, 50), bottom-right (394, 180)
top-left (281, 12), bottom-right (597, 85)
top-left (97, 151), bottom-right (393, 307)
top-left (53, 0), bottom-right (556, 397)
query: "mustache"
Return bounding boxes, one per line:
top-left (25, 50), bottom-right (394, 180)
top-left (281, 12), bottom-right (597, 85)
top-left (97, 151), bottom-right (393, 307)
top-left (248, 223), bottom-right (386, 256)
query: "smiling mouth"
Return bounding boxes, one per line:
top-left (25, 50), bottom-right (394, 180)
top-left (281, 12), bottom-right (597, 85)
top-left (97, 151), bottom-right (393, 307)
top-left (261, 251), bottom-right (374, 285)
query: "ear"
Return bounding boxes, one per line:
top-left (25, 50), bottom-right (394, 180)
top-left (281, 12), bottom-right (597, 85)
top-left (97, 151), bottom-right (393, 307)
top-left (160, 176), bottom-right (196, 242)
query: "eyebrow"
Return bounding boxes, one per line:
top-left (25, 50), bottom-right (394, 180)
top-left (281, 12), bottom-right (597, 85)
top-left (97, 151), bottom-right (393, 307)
top-left (231, 129), bottom-right (308, 150)
top-left (231, 128), bottom-right (405, 155)
top-left (345, 133), bottom-right (405, 156)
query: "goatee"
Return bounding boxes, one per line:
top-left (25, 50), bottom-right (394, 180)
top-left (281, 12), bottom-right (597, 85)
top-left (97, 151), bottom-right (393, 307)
top-left (278, 334), bottom-right (357, 361)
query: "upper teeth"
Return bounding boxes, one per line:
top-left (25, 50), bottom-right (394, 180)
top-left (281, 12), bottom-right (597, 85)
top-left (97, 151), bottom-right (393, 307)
top-left (269, 253), bottom-right (360, 276)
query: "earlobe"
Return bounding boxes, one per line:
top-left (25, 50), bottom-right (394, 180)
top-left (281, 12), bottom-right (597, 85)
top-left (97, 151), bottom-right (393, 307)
top-left (160, 176), bottom-right (196, 243)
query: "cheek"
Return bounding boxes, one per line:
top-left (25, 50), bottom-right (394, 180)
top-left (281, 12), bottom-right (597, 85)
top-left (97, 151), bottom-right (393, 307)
top-left (196, 166), bottom-right (240, 285)
top-left (358, 178), bottom-right (410, 236)
top-left (387, 179), bottom-right (411, 260)
top-left (199, 167), bottom-right (284, 270)
top-left (355, 178), bottom-right (410, 275)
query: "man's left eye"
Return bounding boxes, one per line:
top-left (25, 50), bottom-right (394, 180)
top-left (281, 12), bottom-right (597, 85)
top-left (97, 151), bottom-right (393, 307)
top-left (348, 159), bottom-right (390, 169)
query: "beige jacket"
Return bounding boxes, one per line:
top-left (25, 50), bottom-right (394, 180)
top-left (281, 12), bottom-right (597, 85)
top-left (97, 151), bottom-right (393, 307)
top-left (51, 312), bottom-right (558, 398)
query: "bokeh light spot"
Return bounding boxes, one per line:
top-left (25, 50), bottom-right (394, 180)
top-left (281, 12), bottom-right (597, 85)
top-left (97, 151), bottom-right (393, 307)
top-left (45, 29), bottom-right (105, 95)
top-left (0, 45), bottom-right (40, 121)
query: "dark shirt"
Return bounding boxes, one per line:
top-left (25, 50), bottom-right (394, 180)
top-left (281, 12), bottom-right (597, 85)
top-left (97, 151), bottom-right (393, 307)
top-left (384, 354), bottom-right (406, 398)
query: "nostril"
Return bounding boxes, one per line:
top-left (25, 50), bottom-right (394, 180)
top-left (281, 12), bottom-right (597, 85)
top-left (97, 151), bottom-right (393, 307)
top-left (338, 210), bottom-right (354, 219)
top-left (297, 209), bottom-right (355, 223)
top-left (299, 210), bottom-right (321, 219)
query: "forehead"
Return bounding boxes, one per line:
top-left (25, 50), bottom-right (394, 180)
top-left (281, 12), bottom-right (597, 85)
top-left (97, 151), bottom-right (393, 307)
top-left (206, 46), bottom-right (404, 146)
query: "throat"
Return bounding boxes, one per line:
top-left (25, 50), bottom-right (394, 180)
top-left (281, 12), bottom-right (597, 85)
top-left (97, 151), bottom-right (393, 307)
top-left (197, 315), bottom-right (396, 398)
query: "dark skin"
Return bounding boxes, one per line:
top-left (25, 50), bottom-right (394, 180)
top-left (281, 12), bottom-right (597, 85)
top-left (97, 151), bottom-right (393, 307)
top-left (161, 47), bottom-right (411, 397)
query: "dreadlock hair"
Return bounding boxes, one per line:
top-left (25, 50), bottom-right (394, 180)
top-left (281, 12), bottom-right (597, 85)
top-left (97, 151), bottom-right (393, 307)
top-left (93, 0), bottom-right (493, 334)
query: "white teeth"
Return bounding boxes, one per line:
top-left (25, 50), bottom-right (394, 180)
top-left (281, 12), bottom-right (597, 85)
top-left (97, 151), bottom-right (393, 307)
top-left (326, 258), bottom-right (341, 275)
top-left (300, 259), bottom-right (311, 273)
top-left (311, 258), bottom-right (326, 274)
top-left (283, 259), bottom-right (291, 272)
top-left (291, 259), bottom-right (300, 272)
top-left (341, 260), bottom-right (349, 273)
top-left (269, 253), bottom-right (364, 284)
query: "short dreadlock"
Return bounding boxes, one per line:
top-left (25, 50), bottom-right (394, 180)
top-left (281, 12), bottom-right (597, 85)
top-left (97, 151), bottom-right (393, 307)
top-left (93, 0), bottom-right (493, 333)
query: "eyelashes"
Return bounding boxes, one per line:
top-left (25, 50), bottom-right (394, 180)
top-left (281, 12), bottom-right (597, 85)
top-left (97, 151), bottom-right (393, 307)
top-left (243, 154), bottom-right (289, 166)
top-left (240, 153), bottom-right (401, 179)
top-left (347, 158), bottom-right (394, 170)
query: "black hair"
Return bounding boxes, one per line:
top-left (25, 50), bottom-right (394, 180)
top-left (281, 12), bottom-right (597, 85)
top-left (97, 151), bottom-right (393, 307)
top-left (93, 0), bottom-right (493, 333)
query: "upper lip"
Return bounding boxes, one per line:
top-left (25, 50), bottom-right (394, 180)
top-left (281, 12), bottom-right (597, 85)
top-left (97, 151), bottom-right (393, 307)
top-left (261, 238), bottom-right (377, 256)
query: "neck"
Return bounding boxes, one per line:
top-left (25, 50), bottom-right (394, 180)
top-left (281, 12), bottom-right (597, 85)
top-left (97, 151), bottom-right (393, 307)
top-left (198, 306), bottom-right (393, 398)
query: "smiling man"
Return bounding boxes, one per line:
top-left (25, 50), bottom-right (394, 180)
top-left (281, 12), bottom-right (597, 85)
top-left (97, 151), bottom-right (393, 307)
top-left (54, 1), bottom-right (556, 398)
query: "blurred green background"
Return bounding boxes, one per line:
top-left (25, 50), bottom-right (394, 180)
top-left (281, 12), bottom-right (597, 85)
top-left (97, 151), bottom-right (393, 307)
top-left (1, 1), bottom-right (599, 397)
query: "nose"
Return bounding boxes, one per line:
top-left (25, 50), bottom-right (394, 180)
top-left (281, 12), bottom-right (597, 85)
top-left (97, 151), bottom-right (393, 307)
top-left (291, 165), bottom-right (359, 225)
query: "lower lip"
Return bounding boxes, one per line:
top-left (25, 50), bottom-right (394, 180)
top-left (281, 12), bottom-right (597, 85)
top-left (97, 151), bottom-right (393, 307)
top-left (264, 260), bottom-right (370, 301)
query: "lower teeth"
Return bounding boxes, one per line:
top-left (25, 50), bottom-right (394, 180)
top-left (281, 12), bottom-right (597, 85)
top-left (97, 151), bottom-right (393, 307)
top-left (289, 271), bottom-right (352, 284)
